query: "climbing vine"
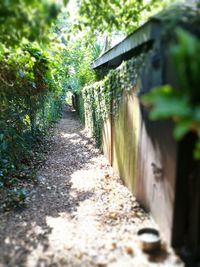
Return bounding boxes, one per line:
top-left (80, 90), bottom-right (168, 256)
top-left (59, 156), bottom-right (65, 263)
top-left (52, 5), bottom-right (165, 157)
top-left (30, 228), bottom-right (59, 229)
top-left (74, 53), bottom-right (145, 147)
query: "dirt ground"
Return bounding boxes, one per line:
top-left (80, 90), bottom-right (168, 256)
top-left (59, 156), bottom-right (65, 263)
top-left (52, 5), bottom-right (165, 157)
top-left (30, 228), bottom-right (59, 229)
top-left (0, 106), bottom-right (184, 267)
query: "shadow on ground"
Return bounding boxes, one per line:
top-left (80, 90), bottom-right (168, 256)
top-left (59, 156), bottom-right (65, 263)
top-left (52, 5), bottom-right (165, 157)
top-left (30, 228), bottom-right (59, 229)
top-left (0, 105), bottom-right (99, 267)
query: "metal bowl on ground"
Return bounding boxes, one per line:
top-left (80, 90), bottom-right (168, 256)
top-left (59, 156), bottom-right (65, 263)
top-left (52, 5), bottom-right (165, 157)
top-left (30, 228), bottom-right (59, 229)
top-left (137, 227), bottom-right (161, 253)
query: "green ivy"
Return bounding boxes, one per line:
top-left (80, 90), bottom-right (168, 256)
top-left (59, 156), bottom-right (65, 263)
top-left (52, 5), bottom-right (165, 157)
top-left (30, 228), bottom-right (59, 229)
top-left (75, 53), bottom-right (145, 147)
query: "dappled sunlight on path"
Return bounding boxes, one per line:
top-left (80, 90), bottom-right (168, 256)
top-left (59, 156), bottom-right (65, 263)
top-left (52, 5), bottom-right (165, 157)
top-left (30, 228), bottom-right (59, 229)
top-left (0, 105), bottom-right (183, 267)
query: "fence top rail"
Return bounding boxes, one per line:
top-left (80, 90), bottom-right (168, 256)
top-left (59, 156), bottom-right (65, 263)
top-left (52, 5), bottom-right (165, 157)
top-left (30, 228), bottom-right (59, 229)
top-left (91, 19), bottom-right (161, 70)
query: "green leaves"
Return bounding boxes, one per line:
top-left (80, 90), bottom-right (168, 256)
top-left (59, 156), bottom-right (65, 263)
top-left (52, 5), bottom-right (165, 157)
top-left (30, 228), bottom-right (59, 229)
top-left (174, 120), bottom-right (193, 140)
top-left (77, 54), bottom-right (144, 147)
top-left (142, 85), bottom-right (192, 120)
top-left (0, 39), bottom-right (67, 211)
top-left (171, 28), bottom-right (200, 103)
top-left (141, 84), bottom-right (200, 141)
top-left (0, 0), bottom-right (66, 46)
top-left (0, 0), bottom-right (70, 211)
top-left (61, 30), bottom-right (101, 93)
top-left (76, 0), bottom-right (171, 34)
top-left (141, 29), bottom-right (200, 157)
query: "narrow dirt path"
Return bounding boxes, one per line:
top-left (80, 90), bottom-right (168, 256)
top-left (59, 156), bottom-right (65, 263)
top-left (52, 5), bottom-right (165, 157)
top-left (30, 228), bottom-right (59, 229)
top-left (0, 106), bottom-right (183, 267)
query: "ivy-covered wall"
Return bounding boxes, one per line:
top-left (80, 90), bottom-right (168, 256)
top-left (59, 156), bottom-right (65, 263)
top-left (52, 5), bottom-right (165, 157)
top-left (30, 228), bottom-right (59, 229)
top-left (73, 4), bottom-right (200, 251)
top-left (74, 45), bottom-right (177, 245)
top-left (74, 53), bottom-right (146, 191)
top-left (74, 53), bottom-right (145, 147)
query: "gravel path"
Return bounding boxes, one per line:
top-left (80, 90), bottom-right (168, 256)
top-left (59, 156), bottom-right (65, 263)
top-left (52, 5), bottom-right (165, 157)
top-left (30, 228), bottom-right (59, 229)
top-left (0, 106), bottom-right (183, 267)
